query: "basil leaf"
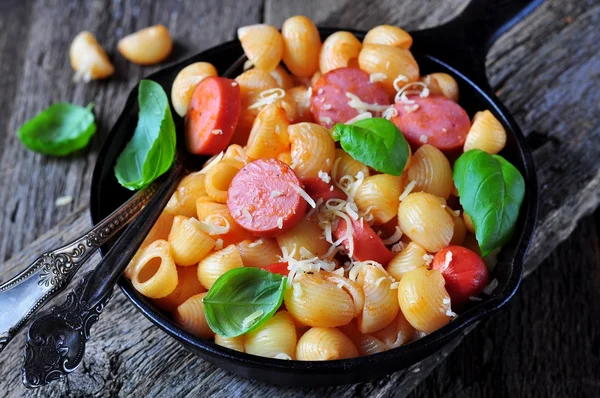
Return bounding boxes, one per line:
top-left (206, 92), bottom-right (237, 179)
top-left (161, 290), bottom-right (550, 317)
top-left (114, 80), bottom-right (176, 190)
top-left (453, 149), bottom-right (525, 256)
top-left (203, 268), bottom-right (287, 338)
top-left (332, 117), bottom-right (409, 176)
top-left (17, 103), bottom-right (96, 156)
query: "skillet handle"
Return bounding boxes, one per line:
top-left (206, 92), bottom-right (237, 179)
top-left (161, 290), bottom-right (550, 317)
top-left (411, 0), bottom-right (544, 89)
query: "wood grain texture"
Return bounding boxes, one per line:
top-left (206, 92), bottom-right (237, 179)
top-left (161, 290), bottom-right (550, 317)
top-left (0, 0), bottom-right (598, 397)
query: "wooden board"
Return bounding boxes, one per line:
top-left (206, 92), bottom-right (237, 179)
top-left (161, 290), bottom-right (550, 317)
top-left (0, 0), bottom-right (598, 396)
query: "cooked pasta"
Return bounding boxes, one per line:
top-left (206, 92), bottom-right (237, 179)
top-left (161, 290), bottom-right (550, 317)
top-left (463, 212), bottom-right (476, 234)
top-left (246, 104), bottom-right (290, 159)
top-left (236, 238), bottom-right (282, 267)
top-left (215, 334), bottom-right (245, 352)
top-left (386, 241), bottom-right (428, 281)
top-left (363, 25), bottom-right (412, 49)
top-left (407, 144), bottom-right (453, 199)
top-left (168, 216), bottom-right (215, 266)
top-left (339, 322), bottom-right (388, 356)
top-left (288, 122), bottom-right (336, 179)
top-left (397, 192), bottom-right (454, 252)
top-left (245, 311), bottom-right (297, 359)
top-left (463, 110), bottom-right (507, 154)
top-left (356, 263), bottom-right (399, 334)
top-left (140, 211), bottom-right (174, 250)
top-left (284, 272), bottom-right (364, 328)
top-left (397, 267), bottom-right (453, 333)
top-left (287, 86), bottom-right (313, 123)
top-left (282, 15), bottom-right (321, 77)
top-left (354, 174), bottom-right (403, 224)
top-left (197, 245), bottom-right (244, 289)
top-left (129, 240), bottom-right (178, 299)
top-left (171, 62), bottom-right (218, 117)
top-left (153, 266), bottom-right (206, 312)
top-left (174, 292), bottom-right (214, 339)
top-left (371, 310), bottom-right (415, 349)
top-left (331, 148), bottom-right (370, 184)
top-left (358, 44), bottom-right (419, 95)
top-left (165, 171), bottom-right (207, 217)
top-left (296, 327), bottom-right (358, 360)
top-left (319, 31), bottom-right (362, 74)
top-left (237, 24), bottom-right (283, 72)
top-left (270, 65), bottom-right (295, 90)
top-left (204, 158), bottom-right (245, 203)
top-left (420, 73), bottom-right (459, 102)
top-left (449, 210), bottom-right (467, 245)
top-left (276, 218), bottom-right (330, 259)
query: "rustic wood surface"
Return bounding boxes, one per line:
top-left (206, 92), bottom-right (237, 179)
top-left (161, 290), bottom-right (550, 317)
top-left (0, 0), bottom-right (598, 397)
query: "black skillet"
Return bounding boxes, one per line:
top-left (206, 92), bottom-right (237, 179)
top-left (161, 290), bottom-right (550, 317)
top-left (90, 0), bottom-right (540, 386)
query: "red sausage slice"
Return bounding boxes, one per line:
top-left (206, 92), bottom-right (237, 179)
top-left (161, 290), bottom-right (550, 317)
top-left (227, 158), bottom-right (308, 237)
top-left (333, 217), bottom-right (394, 266)
top-left (302, 177), bottom-right (347, 203)
top-left (185, 77), bottom-right (241, 155)
top-left (391, 94), bottom-right (470, 151)
top-left (311, 67), bottom-right (390, 129)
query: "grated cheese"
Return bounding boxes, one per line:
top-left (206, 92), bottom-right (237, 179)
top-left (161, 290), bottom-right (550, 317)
top-left (321, 103), bottom-right (332, 110)
top-left (382, 226), bottom-right (403, 245)
top-left (419, 135), bottom-right (429, 143)
top-left (248, 239), bottom-right (263, 248)
top-left (348, 260), bottom-right (384, 281)
top-left (243, 59), bottom-right (253, 70)
top-left (394, 81), bottom-right (429, 103)
top-left (423, 254), bottom-right (434, 266)
top-left (275, 125), bottom-right (280, 134)
top-left (277, 217), bottom-right (284, 229)
top-left (391, 241), bottom-right (407, 253)
top-left (346, 92), bottom-right (389, 113)
top-left (317, 88), bottom-right (324, 95)
top-left (270, 189), bottom-right (283, 198)
top-left (382, 106), bottom-right (399, 120)
top-left (242, 208), bottom-right (253, 223)
top-left (211, 129), bottom-right (223, 135)
top-left (390, 281), bottom-right (399, 290)
top-left (399, 180), bottom-right (417, 201)
top-left (392, 75), bottom-right (409, 91)
top-left (345, 111), bottom-right (373, 124)
top-left (281, 245), bottom-right (336, 286)
top-left (215, 238), bottom-right (224, 250)
top-left (404, 104), bottom-right (420, 113)
top-left (345, 202), bottom-right (359, 220)
top-left (319, 115), bottom-right (332, 125)
top-left (445, 308), bottom-right (458, 318)
top-left (290, 183), bottom-right (317, 208)
top-left (318, 170), bottom-right (331, 184)
top-left (375, 276), bottom-right (387, 287)
top-left (292, 282), bottom-right (304, 299)
top-left (482, 278), bottom-right (498, 295)
top-left (307, 198), bottom-right (324, 218)
top-left (248, 88), bottom-right (286, 110)
top-left (299, 246), bottom-right (314, 259)
top-left (199, 151), bottom-right (224, 174)
top-left (241, 310), bottom-right (264, 329)
top-left (440, 251), bottom-right (453, 273)
top-left (274, 353), bottom-right (292, 360)
top-left (190, 217), bottom-right (230, 236)
top-left (231, 81), bottom-right (238, 86)
top-left (329, 186), bottom-right (334, 191)
top-left (55, 196), bottom-right (73, 207)
top-left (370, 72), bottom-right (388, 83)
top-left (333, 267), bottom-right (345, 276)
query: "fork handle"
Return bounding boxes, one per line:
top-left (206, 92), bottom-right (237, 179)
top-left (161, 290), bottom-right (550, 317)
top-left (0, 181), bottom-right (160, 353)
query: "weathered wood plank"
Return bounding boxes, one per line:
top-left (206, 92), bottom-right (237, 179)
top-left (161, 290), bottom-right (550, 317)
top-left (0, 0), bottom-right (598, 397)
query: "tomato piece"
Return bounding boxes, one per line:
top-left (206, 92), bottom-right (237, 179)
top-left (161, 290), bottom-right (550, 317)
top-left (333, 217), bottom-right (394, 266)
top-left (311, 67), bottom-right (389, 129)
top-left (261, 262), bottom-right (289, 277)
top-left (227, 158), bottom-right (307, 237)
top-left (185, 77), bottom-right (241, 155)
top-left (302, 177), bottom-right (347, 203)
top-left (431, 246), bottom-right (490, 305)
top-left (391, 94), bottom-right (470, 152)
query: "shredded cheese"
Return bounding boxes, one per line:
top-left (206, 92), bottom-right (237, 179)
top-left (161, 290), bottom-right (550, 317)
top-left (290, 183), bottom-right (317, 208)
top-left (241, 310), bottom-right (264, 329)
top-left (321, 103), bottom-right (332, 110)
top-left (440, 251), bottom-right (453, 273)
top-left (382, 106), bottom-right (399, 120)
top-left (392, 75), bottom-right (409, 91)
top-left (404, 104), bottom-right (420, 113)
top-left (292, 282), bottom-right (304, 299)
top-left (190, 217), bottom-right (230, 236)
top-left (248, 239), bottom-right (263, 248)
top-left (211, 129), bottom-right (223, 135)
top-left (391, 241), bottom-right (407, 253)
top-left (390, 281), bottom-right (399, 290)
top-left (370, 72), bottom-right (388, 83)
top-left (423, 254), bottom-right (434, 266)
top-left (394, 81), bottom-right (429, 103)
top-left (242, 208), bottom-right (253, 223)
top-left (270, 189), bottom-right (283, 198)
top-left (243, 59), bottom-right (253, 70)
top-left (318, 170), bottom-right (331, 183)
top-left (419, 134), bottom-right (429, 143)
top-left (346, 92), bottom-right (389, 113)
top-left (382, 226), bottom-right (403, 245)
top-left (375, 276), bottom-right (387, 287)
top-left (231, 81), bottom-right (238, 87)
top-left (215, 238), bottom-right (224, 250)
top-left (247, 88), bottom-right (285, 110)
top-left (199, 151), bottom-right (224, 174)
top-left (274, 353), bottom-right (293, 360)
top-left (276, 217), bottom-right (284, 229)
top-left (319, 115), bottom-right (332, 125)
top-left (483, 278), bottom-right (499, 295)
top-left (399, 180), bottom-right (417, 201)
top-left (345, 111), bottom-right (373, 124)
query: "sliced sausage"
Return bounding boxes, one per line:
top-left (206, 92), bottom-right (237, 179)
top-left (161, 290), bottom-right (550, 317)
top-left (311, 67), bottom-right (390, 129)
top-left (302, 177), bottom-right (347, 203)
top-left (185, 77), bottom-right (241, 155)
top-left (333, 217), bottom-right (394, 266)
top-left (227, 158), bottom-right (308, 236)
top-left (391, 94), bottom-right (470, 151)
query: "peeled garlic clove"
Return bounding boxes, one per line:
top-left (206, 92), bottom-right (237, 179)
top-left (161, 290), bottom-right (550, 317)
top-left (118, 25), bottom-right (173, 65)
top-left (70, 31), bottom-right (115, 82)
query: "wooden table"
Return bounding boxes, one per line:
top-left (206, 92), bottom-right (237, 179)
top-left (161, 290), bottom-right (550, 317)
top-left (0, 0), bottom-right (598, 396)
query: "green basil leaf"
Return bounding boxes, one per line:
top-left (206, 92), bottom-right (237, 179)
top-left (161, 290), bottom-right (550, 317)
top-left (203, 268), bottom-right (287, 338)
top-left (17, 103), bottom-right (96, 156)
top-left (453, 149), bottom-right (525, 256)
top-left (114, 80), bottom-right (176, 190)
top-left (332, 117), bottom-right (409, 176)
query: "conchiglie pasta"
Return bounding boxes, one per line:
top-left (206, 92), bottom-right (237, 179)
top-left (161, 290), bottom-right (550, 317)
top-left (463, 110), bottom-right (507, 154)
top-left (197, 245), bottom-right (244, 289)
top-left (171, 62), bottom-right (218, 117)
top-left (141, 212), bottom-right (174, 250)
top-left (246, 104), bottom-right (290, 159)
top-left (284, 272), bottom-right (364, 327)
top-left (319, 31), bottom-right (362, 74)
top-left (129, 240), bottom-right (178, 299)
top-left (165, 171), bottom-right (207, 217)
top-left (407, 144), bottom-right (453, 199)
top-left (168, 216), bottom-right (216, 266)
top-left (196, 201), bottom-right (253, 246)
top-left (276, 218), bottom-right (330, 259)
top-left (153, 266), bottom-right (206, 313)
top-left (397, 267), bottom-right (453, 333)
top-left (174, 292), bottom-right (214, 339)
top-left (449, 210), bottom-right (467, 245)
top-left (339, 322), bottom-right (388, 356)
top-left (247, 88), bottom-right (298, 125)
top-left (288, 122), bottom-right (336, 179)
top-left (282, 15), bottom-right (321, 77)
top-left (236, 238), bottom-right (282, 267)
top-left (331, 148), bottom-right (370, 183)
top-left (237, 24), bottom-right (283, 72)
top-left (204, 158), bottom-right (244, 203)
top-left (287, 86), bottom-right (313, 123)
top-left (215, 334), bottom-right (245, 352)
top-left (371, 309), bottom-right (415, 349)
top-left (245, 311), bottom-right (297, 359)
top-left (363, 25), bottom-right (413, 49)
top-left (463, 212), bottom-right (476, 234)
top-left (358, 44), bottom-right (419, 96)
top-left (386, 241), bottom-right (427, 281)
top-left (296, 327), bottom-right (358, 360)
top-left (276, 150), bottom-right (293, 166)
top-left (354, 174), bottom-right (403, 224)
top-left (420, 73), bottom-right (459, 102)
top-left (235, 69), bottom-right (280, 139)
top-left (397, 192), bottom-right (454, 252)
top-left (356, 263), bottom-right (399, 334)
top-left (223, 144), bottom-right (249, 164)
top-left (270, 65), bottom-right (294, 90)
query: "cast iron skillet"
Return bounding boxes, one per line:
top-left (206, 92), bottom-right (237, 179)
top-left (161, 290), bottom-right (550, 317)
top-left (90, 0), bottom-right (540, 386)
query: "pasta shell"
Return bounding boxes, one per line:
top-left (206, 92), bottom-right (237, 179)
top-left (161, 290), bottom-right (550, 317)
top-left (270, 65), bottom-right (295, 90)
top-left (420, 73), bottom-right (459, 102)
top-left (130, 240), bottom-right (178, 299)
top-left (204, 158), bottom-right (244, 203)
top-left (165, 171), bottom-right (208, 217)
top-left (356, 263), bottom-right (399, 334)
top-left (358, 44), bottom-right (419, 96)
top-left (339, 322), bottom-right (388, 356)
top-left (215, 334), bottom-right (245, 352)
top-left (139, 212), bottom-right (174, 251)
top-left (236, 238), bottom-right (282, 267)
top-left (197, 245), bottom-right (244, 289)
top-left (398, 192), bottom-right (454, 252)
top-left (288, 122), bottom-right (336, 179)
top-left (282, 16), bottom-right (321, 77)
top-left (354, 174), bottom-right (403, 224)
top-left (397, 267), bottom-right (452, 333)
top-left (171, 62), bottom-right (218, 117)
top-left (153, 266), bottom-right (206, 313)
top-left (246, 104), bottom-right (290, 159)
top-left (407, 144), bottom-right (453, 199)
top-left (449, 210), bottom-right (467, 245)
top-left (276, 218), bottom-right (330, 260)
top-left (363, 25), bottom-right (413, 49)
top-left (463, 212), bottom-right (476, 234)
top-left (168, 216), bottom-right (216, 266)
top-left (296, 327), bottom-right (358, 360)
top-left (174, 292), bottom-right (214, 339)
top-left (238, 24), bottom-right (284, 72)
top-left (245, 311), bottom-right (297, 359)
top-left (287, 86), bottom-right (313, 123)
top-left (319, 31), bottom-right (362, 74)
top-left (331, 148), bottom-right (370, 183)
top-left (371, 309), bottom-right (415, 349)
top-left (386, 241), bottom-right (428, 281)
top-left (463, 110), bottom-right (507, 154)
